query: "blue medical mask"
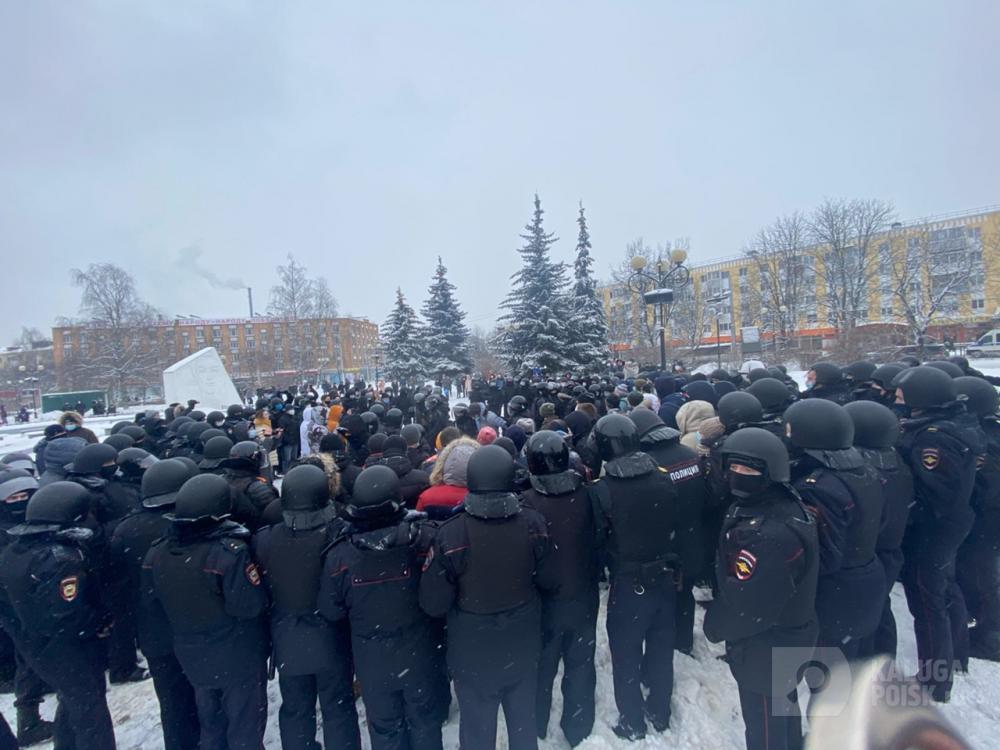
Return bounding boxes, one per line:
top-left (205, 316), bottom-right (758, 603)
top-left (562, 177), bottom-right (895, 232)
top-left (65, 423), bottom-right (79, 431)
top-left (247, 428), bottom-right (257, 439)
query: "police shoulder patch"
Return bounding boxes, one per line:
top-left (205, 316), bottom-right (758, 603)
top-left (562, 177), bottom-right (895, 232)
top-left (733, 549), bottom-right (757, 581)
top-left (60, 576), bottom-right (79, 602)
top-left (245, 562), bottom-right (261, 586)
top-left (921, 447), bottom-right (940, 471)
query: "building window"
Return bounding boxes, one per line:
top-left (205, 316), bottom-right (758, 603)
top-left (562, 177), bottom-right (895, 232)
top-left (972, 297), bottom-right (986, 311)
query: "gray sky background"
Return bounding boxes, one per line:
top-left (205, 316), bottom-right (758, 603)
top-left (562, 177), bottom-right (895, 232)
top-left (2, 1), bottom-right (998, 345)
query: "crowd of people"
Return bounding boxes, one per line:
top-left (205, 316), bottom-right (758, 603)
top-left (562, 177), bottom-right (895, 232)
top-left (0, 352), bottom-right (996, 750)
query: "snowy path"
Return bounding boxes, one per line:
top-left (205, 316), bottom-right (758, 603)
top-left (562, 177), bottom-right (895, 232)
top-left (3, 584), bottom-right (995, 750)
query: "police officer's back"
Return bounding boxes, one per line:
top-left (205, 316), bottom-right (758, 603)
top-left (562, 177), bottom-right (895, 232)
top-left (222, 440), bottom-right (277, 532)
top-left (252, 465), bottom-right (361, 750)
top-left (894, 366), bottom-right (983, 701)
top-left (0, 482), bottom-right (117, 750)
top-left (786, 398), bottom-right (885, 659)
top-left (954, 376), bottom-right (1000, 661)
top-left (844, 400), bottom-right (913, 660)
top-left (320, 465), bottom-right (442, 750)
top-left (628, 407), bottom-right (707, 654)
top-left (419, 444), bottom-right (552, 750)
top-left (112, 459), bottom-right (200, 750)
top-left (703, 428), bottom-right (819, 750)
top-left (590, 414), bottom-right (698, 740)
top-left (520, 431), bottom-right (598, 747)
top-left (143, 474), bottom-right (269, 750)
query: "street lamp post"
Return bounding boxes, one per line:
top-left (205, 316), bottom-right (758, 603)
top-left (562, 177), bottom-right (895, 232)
top-left (706, 292), bottom-right (731, 370)
top-left (627, 250), bottom-right (692, 372)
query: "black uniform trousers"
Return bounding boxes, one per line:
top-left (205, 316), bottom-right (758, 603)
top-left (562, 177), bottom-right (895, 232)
top-left (738, 687), bottom-right (804, 750)
top-left (958, 510), bottom-right (1000, 653)
top-left (277, 667), bottom-right (361, 750)
top-left (147, 653), bottom-right (199, 750)
top-left (902, 541), bottom-right (967, 701)
top-left (42, 651), bottom-right (116, 750)
top-left (195, 665), bottom-right (267, 750)
top-left (105, 606), bottom-right (140, 681)
top-left (606, 576), bottom-right (677, 732)
top-left (0, 713), bottom-right (14, 750)
top-left (354, 635), bottom-right (443, 750)
top-left (13, 648), bottom-right (48, 709)
top-left (536, 592), bottom-right (597, 746)
top-left (674, 581), bottom-right (696, 654)
top-left (454, 674), bottom-right (538, 750)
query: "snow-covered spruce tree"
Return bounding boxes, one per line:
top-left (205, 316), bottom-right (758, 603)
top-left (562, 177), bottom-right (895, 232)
top-left (381, 288), bottom-right (426, 387)
top-left (420, 258), bottom-right (472, 380)
top-left (567, 203), bottom-right (609, 373)
top-left (497, 194), bottom-right (577, 375)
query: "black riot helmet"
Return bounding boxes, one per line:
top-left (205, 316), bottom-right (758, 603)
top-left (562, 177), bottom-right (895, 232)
top-left (746, 377), bottom-right (793, 415)
top-left (166, 415), bottom-right (193, 437)
top-left (871, 364), bottom-right (904, 391)
top-left (200, 436), bottom-right (235, 470)
top-left (281, 464), bottom-right (331, 512)
top-left (207, 410), bottom-right (226, 428)
top-left (222, 441), bottom-right (262, 472)
top-left (173, 456), bottom-right (200, 476)
top-left (199, 428), bottom-right (227, 448)
top-left (526, 430), bottom-right (570, 476)
top-left (628, 407), bottom-right (681, 444)
top-left (0, 469), bottom-right (37, 505)
top-left (226, 404), bottom-right (244, 418)
top-left (384, 408), bottom-right (404, 429)
top-left (141, 458), bottom-right (197, 508)
top-left (594, 413), bottom-right (640, 462)
top-left (120, 425), bottom-right (147, 445)
top-left (844, 401), bottom-right (900, 449)
top-left (103, 434), bottom-right (135, 452)
top-left (172, 474), bottom-right (232, 523)
top-left (507, 395), bottom-right (528, 416)
top-left (370, 403), bottom-right (386, 419)
top-left (718, 391), bottom-right (764, 430)
top-left (709, 368), bottom-right (730, 382)
top-left (948, 355), bottom-right (971, 374)
top-left (69, 442), bottom-right (118, 475)
top-left (345, 465), bottom-right (402, 522)
top-left (467, 444), bottom-right (516, 494)
top-left (809, 361), bottom-right (843, 386)
top-left (188, 410), bottom-right (206, 422)
top-left (955, 376), bottom-right (999, 418)
top-left (891, 366), bottom-right (957, 411)
top-left (110, 420), bottom-right (133, 435)
top-left (922, 360), bottom-right (964, 379)
top-left (746, 368), bottom-right (770, 384)
top-left (25, 481), bottom-right (91, 527)
top-left (784, 399), bottom-right (854, 451)
top-left (719, 427), bottom-right (790, 483)
top-left (843, 360), bottom-right (877, 384)
top-left (117, 447), bottom-right (158, 477)
top-left (185, 422), bottom-right (211, 447)
top-left (360, 412), bottom-right (380, 436)
top-left (401, 423), bottom-right (422, 446)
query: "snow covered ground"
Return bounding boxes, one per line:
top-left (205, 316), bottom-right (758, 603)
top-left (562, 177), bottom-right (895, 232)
top-left (1, 585), bottom-right (994, 750)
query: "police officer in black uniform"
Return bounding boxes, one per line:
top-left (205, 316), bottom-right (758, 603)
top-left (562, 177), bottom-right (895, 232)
top-left (419, 444), bottom-right (552, 750)
top-left (252, 465), bottom-right (361, 750)
top-left (785, 399), bottom-right (885, 664)
top-left (894, 366), bottom-right (983, 701)
top-left (0, 481), bottom-right (117, 750)
top-left (221, 441), bottom-right (278, 531)
top-left (144, 474), bottom-right (269, 750)
top-left (199, 436), bottom-right (234, 476)
top-left (0, 470), bottom-right (53, 747)
top-left (627, 408), bottom-right (707, 655)
top-left (802, 362), bottom-right (852, 405)
top-left (746, 377), bottom-right (795, 421)
top-left (589, 414), bottom-right (699, 740)
top-left (111, 459), bottom-right (200, 750)
top-left (954, 376), bottom-right (1000, 661)
top-left (703, 428), bottom-right (819, 750)
top-left (520, 431), bottom-right (598, 747)
top-left (320, 465), bottom-right (443, 750)
top-left (844, 401), bottom-right (913, 660)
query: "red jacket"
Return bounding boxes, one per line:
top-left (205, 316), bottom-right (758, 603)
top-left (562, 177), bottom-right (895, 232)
top-left (416, 484), bottom-right (468, 513)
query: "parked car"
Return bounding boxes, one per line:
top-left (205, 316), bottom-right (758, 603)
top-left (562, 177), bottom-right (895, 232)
top-left (966, 329), bottom-right (1000, 358)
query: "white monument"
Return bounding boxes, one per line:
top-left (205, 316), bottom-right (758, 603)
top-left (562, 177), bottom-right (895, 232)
top-left (162, 347), bottom-right (241, 411)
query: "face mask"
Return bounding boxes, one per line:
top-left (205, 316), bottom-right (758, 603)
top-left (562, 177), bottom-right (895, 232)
top-left (211, 420), bottom-right (223, 428)
top-left (65, 423), bottom-right (79, 431)
top-left (729, 472), bottom-right (769, 499)
top-left (100, 465), bottom-right (118, 480)
top-left (804, 382), bottom-right (815, 392)
top-left (247, 428), bottom-right (257, 439)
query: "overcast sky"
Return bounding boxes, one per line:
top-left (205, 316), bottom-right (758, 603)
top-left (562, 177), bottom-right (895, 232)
top-left (2, 1), bottom-right (998, 345)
